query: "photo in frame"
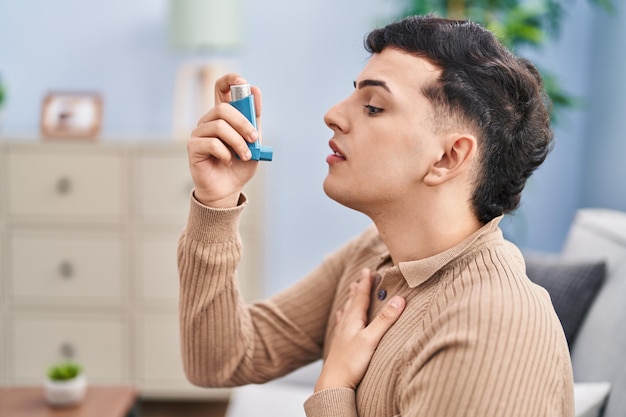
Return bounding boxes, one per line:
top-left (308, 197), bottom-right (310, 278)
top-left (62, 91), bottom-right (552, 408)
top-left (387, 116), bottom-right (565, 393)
top-left (40, 92), bottom-right (103, 139)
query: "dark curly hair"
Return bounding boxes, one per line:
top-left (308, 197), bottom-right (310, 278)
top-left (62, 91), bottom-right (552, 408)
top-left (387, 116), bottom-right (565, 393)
top-left (365, 15), bottom-right (553, 224)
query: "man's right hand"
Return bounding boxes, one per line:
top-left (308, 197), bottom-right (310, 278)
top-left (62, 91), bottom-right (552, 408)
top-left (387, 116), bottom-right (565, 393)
top-left (187, 73), bottom-right (263, 208)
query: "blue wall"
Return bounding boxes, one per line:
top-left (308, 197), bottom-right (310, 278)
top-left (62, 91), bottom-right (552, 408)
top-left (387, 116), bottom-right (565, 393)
top-left (582, 0), bottom-right (626, 211)
top-left (0, 0), bottom-right (622, 295)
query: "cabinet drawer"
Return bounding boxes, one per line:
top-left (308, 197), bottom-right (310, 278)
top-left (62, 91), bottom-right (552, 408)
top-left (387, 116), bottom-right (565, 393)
top-left (135, 152), bottom-right (192, 225)
top-left (7, 149), bottom-right (124, 221)
top-left (0, 315), bottom-right (4, 384)
top-left (9, 314), bottom-right (127, 383)
top-left (136, 232), bottom-right (179, 304)
top-left (0, 235), bottom-right (4, 299)
top-left (134, 314), bottom-right (228, 398)
top-left (135, 315), bottom-right (186, 382)
top-left (9, 231), bottom-right (124, 304)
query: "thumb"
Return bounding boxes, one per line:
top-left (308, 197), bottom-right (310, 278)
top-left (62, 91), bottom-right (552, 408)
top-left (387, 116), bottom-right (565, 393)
top-left (215, 73), bottom-right (247, 104)
top-left (364, 296), bottom-right (406, 343)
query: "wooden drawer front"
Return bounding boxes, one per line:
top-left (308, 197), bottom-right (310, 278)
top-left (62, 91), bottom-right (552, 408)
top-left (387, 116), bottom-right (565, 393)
top-left (7, 150), bottom-right (124, 220)
top-left (137, 233), bottom-right (179, 304)
top-left (9, 232), bottom-right (124, 303)
top-left (0, 316), bottom-right (4, 384)
top-left (134, 315), bottom-right (229, 398)
top-left (135, 315), bottom-right (186, 382)
top-left (0, 235), bottom-right (4, 299)
top-left (136, 153), bottom-right (192, 224)
top-left (10, 315), bottom-right (126, 383)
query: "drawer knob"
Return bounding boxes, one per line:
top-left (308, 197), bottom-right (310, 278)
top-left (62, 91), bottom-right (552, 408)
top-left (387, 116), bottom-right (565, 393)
top-left (58, 260), bottom-right (75, 279)
top-left (59, 342), bottom-right (76, 359)
top-left (56, 177), bottom-right (72, 195)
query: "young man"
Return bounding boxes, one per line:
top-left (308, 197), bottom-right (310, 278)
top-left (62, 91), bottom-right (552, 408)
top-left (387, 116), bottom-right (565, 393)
top-left (178, 15), bottom-right (574, 417)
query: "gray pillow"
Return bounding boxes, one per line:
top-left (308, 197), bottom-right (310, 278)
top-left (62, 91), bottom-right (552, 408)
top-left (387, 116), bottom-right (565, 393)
top-left (524, 253), bottom-right (607, 348)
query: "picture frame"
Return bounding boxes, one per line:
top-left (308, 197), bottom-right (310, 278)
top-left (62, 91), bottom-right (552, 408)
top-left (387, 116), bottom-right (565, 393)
top-left (40, 92), bottom-right (103, 139)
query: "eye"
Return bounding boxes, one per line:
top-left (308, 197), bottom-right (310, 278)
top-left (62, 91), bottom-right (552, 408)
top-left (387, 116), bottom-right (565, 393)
top-left (364, 104), bottom-right (383, 115)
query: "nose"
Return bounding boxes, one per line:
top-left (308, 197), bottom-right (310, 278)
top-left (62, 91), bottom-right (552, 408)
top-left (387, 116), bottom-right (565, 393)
top-left (324, 98), bottom-right (349, 134)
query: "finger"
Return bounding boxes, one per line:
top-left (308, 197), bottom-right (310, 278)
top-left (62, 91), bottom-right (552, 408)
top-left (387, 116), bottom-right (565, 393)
top-left (251, 85), bottom-right (263, 135)
top-left (188, 135), bottom-right (236, 166)
top-left (335, 309), bottom-right (344, 326)
top-left (353, 269), bottom-right (374, 309)
top-left (192, 118), bottom-right (253, 161)
top-left (197, 103), bottom-right (258, 142)
top-left (195, 105), bottom-right (259, 154)
top-left (342, 269), bottom-right (373, 324)
top-left (215, 73), bottom-right (248, 105)
top-left (341, 283), bottom-right (357, 317)
top-left (363, 296), bottom-right (406, 343)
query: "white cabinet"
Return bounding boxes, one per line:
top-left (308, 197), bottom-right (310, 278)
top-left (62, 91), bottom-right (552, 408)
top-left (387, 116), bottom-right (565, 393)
top-left (9, 313), bottom-right (128, 383)
top-left (0, 147), bottom-right (5, 382)
top-left (6, 149), bottom-right (125, 222)
top-left (134, 151), bottom-right (193, 225)
top-left (9, 230), bottom-right (125, 305)
top-left (0, 141), bottom-right (264, 399)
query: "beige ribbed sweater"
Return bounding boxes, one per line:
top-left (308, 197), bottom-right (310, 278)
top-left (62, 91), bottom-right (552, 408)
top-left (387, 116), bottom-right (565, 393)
top-left (178, 195), bottom-right (574, 417)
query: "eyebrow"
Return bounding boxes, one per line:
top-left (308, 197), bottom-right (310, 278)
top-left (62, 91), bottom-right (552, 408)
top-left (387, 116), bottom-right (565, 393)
top-left (353, 79), bottom-right (392, 93)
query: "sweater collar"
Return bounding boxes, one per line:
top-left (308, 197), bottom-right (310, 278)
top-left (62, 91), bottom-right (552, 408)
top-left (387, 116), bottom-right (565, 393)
top-left (378, 216), bottom-right (504, 288)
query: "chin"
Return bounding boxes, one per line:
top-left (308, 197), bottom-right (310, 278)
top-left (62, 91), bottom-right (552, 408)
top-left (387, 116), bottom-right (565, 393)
top-left (323, 177), bottom-right (347, 204)
top-left (323, 178), bottom-right (366, 214)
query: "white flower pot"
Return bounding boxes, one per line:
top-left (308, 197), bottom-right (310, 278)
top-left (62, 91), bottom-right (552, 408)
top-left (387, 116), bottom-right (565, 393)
top-left (44, 373), bottom-right (87, 407)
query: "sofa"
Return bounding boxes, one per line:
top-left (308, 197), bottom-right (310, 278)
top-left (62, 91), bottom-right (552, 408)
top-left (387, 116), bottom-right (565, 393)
top-left (225, 208), bottom-right (626, 417)
top-left (555, 208), bottom-right (626, 417)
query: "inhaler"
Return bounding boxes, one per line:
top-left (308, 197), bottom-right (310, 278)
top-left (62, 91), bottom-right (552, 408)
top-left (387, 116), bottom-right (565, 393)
top-left (229, 84), bottom-right (273, 161)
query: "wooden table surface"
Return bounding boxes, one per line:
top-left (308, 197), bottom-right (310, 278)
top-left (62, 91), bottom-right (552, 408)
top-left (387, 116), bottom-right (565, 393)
top-left (0, 385), bottom-right (138, 417)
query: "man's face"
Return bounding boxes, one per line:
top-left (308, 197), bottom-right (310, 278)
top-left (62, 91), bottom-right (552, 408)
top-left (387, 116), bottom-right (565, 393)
top-left (323, 48), bottom-right (446, 216)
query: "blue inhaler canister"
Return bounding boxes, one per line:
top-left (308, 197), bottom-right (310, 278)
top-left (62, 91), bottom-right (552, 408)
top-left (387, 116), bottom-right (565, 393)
top-left (229, 84), bottom-right (273, 161)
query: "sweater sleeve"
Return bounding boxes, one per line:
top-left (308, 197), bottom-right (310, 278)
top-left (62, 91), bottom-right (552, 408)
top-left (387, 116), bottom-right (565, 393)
top-left (304, 388), bottom-right (358, 417)
top-left (178, 194), bottom-right (349, 388)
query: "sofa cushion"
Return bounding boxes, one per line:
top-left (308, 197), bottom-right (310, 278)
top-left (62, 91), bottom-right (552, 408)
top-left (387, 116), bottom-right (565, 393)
top-left (574, 382), bottom-right (611, 417)
top-left (561, 209), bottom-right (626, 417)
top-left (524, 252), bottom-right (607, 347)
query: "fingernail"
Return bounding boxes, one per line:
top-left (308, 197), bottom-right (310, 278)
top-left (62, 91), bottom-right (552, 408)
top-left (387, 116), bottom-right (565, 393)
top-left (243, 149), bottom-right (251, 160)
top-left (389, 296), bottom-right (402, 309)
top-left (249, 130), bottom-right (258, 142)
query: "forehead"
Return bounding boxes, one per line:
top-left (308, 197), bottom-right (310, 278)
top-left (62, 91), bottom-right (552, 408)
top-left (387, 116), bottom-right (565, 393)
top-left (358, 48), bottom-right (441, 93)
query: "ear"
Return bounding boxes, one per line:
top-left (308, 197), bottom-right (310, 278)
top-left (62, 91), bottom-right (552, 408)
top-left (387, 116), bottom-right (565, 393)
top-left (424, 134), bottom-right (477, 186)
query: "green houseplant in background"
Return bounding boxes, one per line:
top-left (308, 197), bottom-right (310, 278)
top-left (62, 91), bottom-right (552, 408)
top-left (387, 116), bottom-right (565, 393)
top-left (0, 73), bottom-right (6, 131)
top-left (44, 361), bottom-right (87, 407)
top-left (0, 76), bottom-right (5, 108)
top-left (392, 0), bottom-right (613, 121)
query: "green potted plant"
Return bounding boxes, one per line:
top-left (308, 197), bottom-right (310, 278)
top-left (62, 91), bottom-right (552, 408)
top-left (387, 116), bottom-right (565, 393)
top-left (0, 74), bottom-right (5, 130)
top-left (0, 77), bottom-right (5, 109)
top-left (44, 361), bottom-right (87, 407)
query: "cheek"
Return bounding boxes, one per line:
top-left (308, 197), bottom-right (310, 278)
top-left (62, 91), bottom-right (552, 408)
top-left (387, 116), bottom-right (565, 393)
top-left (360, 155), bottom-right (419, 192)
top-left (371, 139), bottom-right (425, 180)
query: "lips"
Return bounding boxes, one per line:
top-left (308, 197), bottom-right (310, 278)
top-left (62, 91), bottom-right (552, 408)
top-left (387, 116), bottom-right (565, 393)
top-left (327, 140), bottom-right (346, 164)
top-left (328, 139), bottom-right (346, 159)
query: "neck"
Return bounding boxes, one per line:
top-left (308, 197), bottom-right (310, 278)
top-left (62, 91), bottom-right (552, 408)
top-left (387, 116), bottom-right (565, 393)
top-left (369, 196), bottom-right (483, 264)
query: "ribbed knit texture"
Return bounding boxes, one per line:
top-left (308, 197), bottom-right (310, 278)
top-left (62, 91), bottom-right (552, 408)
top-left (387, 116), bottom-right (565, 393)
top-left (179, 195), bottom-right (574, 417)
